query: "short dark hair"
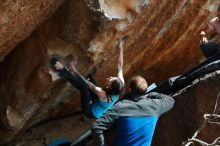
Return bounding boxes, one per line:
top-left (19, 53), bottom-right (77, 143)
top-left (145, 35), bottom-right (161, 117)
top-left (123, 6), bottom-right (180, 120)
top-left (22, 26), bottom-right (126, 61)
top-left (129, 76), bottom-right (148, 95)
top-left (110, 78), bottom-right (124, 95)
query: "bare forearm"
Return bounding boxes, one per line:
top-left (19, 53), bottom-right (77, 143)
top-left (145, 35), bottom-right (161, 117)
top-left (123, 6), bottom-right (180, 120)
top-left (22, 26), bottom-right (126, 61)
top-left (118, 48), bottom-right (124, 70)
top-left (117, 42), bottom-right (125, 84)
top-left (118, 44), bottom-right (123, 70)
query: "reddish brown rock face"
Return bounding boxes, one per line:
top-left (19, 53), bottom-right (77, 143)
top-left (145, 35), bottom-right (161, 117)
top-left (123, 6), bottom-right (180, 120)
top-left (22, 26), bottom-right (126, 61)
top-left (98, 0), bottom-right (145, 20)
top-left (152, 72), bottom-right (220, 146)
top-left (0, 0), bottom-right (220, 145)
top-left (0, 0), bottom-right (65, 62)
top-left (91, 0), bottom-right (220, 84)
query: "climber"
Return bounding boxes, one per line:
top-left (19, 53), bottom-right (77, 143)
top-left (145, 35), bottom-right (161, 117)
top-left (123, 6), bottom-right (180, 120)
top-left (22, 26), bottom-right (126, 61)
top-left (200, 5), bottom-right (220, 58)
top-left (50, 38), bottom-right (125, 119)
top-left (91, 76), bottom-right (175, 146)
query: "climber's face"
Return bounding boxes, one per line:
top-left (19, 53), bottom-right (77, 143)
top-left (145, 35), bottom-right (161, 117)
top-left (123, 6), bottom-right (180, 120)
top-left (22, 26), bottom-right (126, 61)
top-left (54, 61), bottom-right (64, 71)
top-left (106, 77), bottom-right (117, 88)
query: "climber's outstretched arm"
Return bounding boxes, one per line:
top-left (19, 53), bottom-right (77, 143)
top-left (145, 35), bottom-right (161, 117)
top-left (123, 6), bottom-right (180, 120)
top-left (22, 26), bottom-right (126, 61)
top-left (117, 39), bottom-right (125, 85)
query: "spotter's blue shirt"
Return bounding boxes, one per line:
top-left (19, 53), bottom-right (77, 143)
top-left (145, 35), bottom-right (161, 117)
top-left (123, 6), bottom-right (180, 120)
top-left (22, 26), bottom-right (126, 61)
top-left (92, 92), bottom-right (175, 146)
top-left (115, 117), bottom-right (158, 146)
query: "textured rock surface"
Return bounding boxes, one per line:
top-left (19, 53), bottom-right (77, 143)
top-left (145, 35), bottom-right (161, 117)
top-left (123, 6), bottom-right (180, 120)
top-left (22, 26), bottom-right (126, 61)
top-left (0, 0), bottom-right (220, 145)
top-left (0, 0), bottom-right (97, 144)
top-left (14, 113), bottom-right (94, 146)
top-left (152, 71), bottom-right (220, 146)
top-left (0, 0), bottom-right (65, 62)
top-left (90, 0), bottom-right (220, 84)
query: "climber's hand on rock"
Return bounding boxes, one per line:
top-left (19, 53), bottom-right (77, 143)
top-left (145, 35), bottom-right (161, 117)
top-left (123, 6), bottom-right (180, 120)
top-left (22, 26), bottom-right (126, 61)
top-left (119, 40), bottom-right (124, 48)
top-left (200, 36), bottom-right (208, 44)
top-left (200, 31), bottom-right (206, 36)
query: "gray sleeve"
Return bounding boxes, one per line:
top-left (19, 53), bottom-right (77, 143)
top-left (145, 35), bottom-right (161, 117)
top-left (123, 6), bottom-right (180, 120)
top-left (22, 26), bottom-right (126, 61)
top-left (150, 92), bottom-right (175, 116)
top-left (91, 104), bottom-right (120, 146)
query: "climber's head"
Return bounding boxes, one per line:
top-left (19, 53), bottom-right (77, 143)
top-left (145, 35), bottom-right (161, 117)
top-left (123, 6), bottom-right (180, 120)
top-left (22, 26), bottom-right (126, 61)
top-left (129, 76), bottom-right (148, 95)
top-left (51, 57), bottom-right (64, 71)
top-left (104, 77), bottom-right (124, 95)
